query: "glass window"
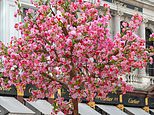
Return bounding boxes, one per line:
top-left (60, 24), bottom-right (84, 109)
top-left (146, 28), bottom-right (154, 76)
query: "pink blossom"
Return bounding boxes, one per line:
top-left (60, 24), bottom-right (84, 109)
top-left (150, 57), bottom-right (153, 64)
top-left (150, 33), bottom-right (154, 38)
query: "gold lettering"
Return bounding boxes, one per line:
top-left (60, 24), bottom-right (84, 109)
top-left (103, 97), bottom-right (113, 101)
top-left (128, 98), bottom-right (140, 104)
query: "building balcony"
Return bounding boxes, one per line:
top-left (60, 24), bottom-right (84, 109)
top-left (124, 72), bottom-right (154, 90)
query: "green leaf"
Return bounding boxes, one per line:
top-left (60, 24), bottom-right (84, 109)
top-left (18, 3), bottom-right (21, 9)
top-left (0, 73), bottom-right (3, 78)
top-left (24, 23), bottom-right (28, 28)
top-left (76, 80), bottom-right (79, 84)
top-left (41, 55), bottom-right (46, 62)
top-left (72, 39), bottom-right (76, 45)
top-left (61, 0), bottom-right (70, 12)
top-left (4, 47), bottom-right (8, 55)
top-left (30, 77), bottom-right (35, 80)
top-left (96, 85), bottom-right (99, 88)
top-left (110, 60), bottom-right (115, 64)
top-left (53, 102), bottom-right (58, 111)
top-left (97, 23), bottom-right (102, 27)
top-left (97, 64), bottom-right (105, 68)
top-left (58, 21), bottom-right (63, 27)
top-left (149, 37), bottom-right (154, 41)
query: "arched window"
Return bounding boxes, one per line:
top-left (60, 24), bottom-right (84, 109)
top-left (146, 28), bottom-right (154, 76)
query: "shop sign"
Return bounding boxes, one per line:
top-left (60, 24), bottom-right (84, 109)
top-left (24, 84), bottom-right (37, 97)
top-left (61, 89), bottom-right (119, 104)
top-left (61, 87), bottom-right (70, 100)
top-left (0, 84), bottom-right (37, 97)
top-left (95, 93), bottom-right (119, 104)
top-left (123, 94), bottom-right (145, 107)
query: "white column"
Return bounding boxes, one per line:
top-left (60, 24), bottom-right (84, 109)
top-left (139, 21), bottom-right (146, 39)
top-left (114, 14), bottom-right (121, 36)
top-left (138, 19), bottom-right (148, 77)
top-left (109, 17), bottom-right (114, 39)
top-left (113, 11), bottom-right (123, 36)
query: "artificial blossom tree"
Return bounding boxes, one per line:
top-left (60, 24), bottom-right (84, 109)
top-left (0, 0), bottom-right (153, 114)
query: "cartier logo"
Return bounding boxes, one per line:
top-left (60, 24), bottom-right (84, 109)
top-left (128, 98), bottom-right (140, 104)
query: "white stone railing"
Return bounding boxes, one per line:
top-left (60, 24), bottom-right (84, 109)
top-left (149, 76), bottom-right (154, 85)
top-left (124, 73), bottom-right (154, 89)
top-left (125, 73), bottom-right (142, 83)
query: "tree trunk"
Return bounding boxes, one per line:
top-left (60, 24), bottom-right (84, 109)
top-left (72, 99), bottom-right (78, 115)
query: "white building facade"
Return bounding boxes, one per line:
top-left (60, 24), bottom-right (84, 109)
top-left (0, 0), bottom-right (154, 90)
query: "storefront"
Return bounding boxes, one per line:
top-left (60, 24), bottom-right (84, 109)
top-left (0, 85), bottom-right (154, 115)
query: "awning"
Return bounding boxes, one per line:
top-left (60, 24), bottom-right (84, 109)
top-left (96, 104), bottom-right (128, 115)
top-left (25, 99), bottom-right (64, 115)
top-left (78, 103), bottom-right (101, 115)
top-left (0, 96), bottom-right (35, 115)
top-left (125, 107), bottom-right (150, 115)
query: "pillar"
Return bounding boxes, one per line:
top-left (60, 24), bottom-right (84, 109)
top-left (113, 11), bottom-right (123, 36)
top-left (138, 19), bottom-right (148, 77)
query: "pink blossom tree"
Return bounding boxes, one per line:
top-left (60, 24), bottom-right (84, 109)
top-left (0, 0), bottom-right (153, 114)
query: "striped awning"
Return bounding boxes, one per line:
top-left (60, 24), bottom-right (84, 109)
top-left (149, 108), bottom-right (154, 114)
top-left (0, 96), bottom-right (35, 115)
top-left (96, 104), bottom-right (128, 115)
top-left (25, 99), bottom-right (64, 115)
top-left (0, 96), bottom-right (151, 115)
top-left (125, 107), bottom-right (150, 115)
top-left (78, 103), bottom-right (101, 115)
